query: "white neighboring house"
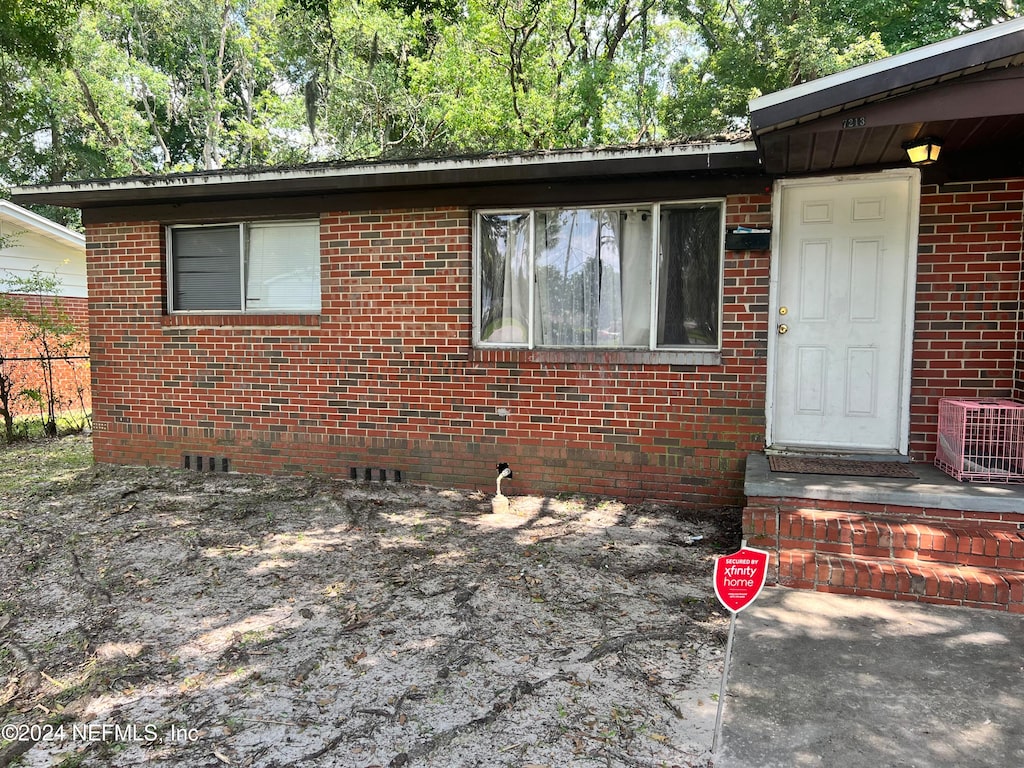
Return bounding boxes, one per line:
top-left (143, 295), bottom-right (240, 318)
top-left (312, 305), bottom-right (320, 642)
top-left (0, 199), bottom-right (86, 297)
top-left (0, 200), bottom-right (90, 425)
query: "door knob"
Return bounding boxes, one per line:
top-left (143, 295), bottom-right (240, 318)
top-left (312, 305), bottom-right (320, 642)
top-left (778, 323), bottom-right (789, 335)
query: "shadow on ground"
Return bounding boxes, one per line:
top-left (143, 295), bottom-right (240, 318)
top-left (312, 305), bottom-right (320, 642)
top-left (717, 588), bottom-right (1024, 768)
top-left (1, 438), bottom-right (742, 768)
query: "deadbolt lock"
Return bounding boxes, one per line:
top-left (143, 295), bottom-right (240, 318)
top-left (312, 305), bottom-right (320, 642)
top-left (779, 306), bottom-right (788, 315)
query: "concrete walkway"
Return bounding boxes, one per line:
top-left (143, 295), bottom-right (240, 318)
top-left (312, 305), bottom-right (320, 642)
top-left (715, 587), bottom-right (1024, 768)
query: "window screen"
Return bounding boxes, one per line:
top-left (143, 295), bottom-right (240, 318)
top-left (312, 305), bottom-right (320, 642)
top-left (657, 205), bottom-right (721, 347)
top-left (171, 226), bottom-right (241, 311)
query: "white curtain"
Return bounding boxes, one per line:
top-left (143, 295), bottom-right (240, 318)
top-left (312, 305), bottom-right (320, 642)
top-left (479, 213), bottom-right (529, 344)
top-left (535, 208), bottom-right (652, 347)
top-left (619, 211), bottom-right (652, 346)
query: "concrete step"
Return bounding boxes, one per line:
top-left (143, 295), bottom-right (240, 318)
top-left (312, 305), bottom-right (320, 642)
top-left (777, 550), bottom-right (1024, 613)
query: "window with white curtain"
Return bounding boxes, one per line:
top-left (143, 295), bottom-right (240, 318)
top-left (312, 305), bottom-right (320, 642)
top-left (168, 220), bottom-right (321, 313)
top-left (475, 201), bottom-right (723, 349)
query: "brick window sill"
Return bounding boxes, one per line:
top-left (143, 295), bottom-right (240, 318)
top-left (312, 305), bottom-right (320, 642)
top-left (468, 347), bottom-right (721, 366)
top-left (162, 313), bottom-right (321, 328)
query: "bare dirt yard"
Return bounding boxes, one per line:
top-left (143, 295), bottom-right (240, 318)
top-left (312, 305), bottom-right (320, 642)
top-left (1, 437), bottom-right (741, 768)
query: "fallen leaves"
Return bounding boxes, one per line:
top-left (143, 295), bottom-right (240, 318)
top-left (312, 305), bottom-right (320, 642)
top-left (0, 440), bottom-right (738, 768)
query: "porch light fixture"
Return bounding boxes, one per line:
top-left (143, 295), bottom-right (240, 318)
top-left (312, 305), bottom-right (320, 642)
top-left (903, 137), bottom-right (942, 165)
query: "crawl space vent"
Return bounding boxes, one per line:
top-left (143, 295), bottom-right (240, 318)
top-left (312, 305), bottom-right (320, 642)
top-left (183, 455), bottom-right (231, 472)
top-left (351, 467), bottom-right (402, 483)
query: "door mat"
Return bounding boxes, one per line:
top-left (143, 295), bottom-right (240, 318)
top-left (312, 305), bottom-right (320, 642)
top-left (768, 456), bottom-right (918, 478)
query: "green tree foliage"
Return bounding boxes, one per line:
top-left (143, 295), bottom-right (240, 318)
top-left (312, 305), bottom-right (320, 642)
top-left (660, 0), bottom-right (1020, 135)
top-left (277, 0), bottom-right (436, 158)
top-left (73, 0), bottom-right (292, 171)
top-left (0, 0), bottom-right (1019, 190)
top-left (0, 0), bottom-right (89, 65)
top-left (408, 0), bottom-right (662, 150)
top-left (0, 0), bottom-right (93, 213)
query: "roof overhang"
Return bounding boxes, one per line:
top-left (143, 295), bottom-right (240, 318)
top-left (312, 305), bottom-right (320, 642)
top-left (749, 16), bottom-right (1024, 177)
top-left (12, 141), bottom-right (762, 211)
top-left (0, 200), bottom-right (85, 250)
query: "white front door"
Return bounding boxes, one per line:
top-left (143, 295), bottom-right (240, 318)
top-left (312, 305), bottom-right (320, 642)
top-left (768, 171), bottom-right (919, 453)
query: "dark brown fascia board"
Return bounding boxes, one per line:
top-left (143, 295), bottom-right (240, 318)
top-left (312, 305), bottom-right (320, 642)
top-left (13, 143), bottom-right (762, 210)
top-left (764, 66), bottom-right (1024, 140)
top-left (750, 24), bottom-right (1024, 134)
top-left (80, 173), bottom-right (775, 226)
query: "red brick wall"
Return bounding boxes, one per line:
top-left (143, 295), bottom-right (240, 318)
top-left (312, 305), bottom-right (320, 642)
top-left (82, 178), bottom-right (1024, 502)
top-left (0, 293), bottom-right (91, 419)
top-left (910, 179), bottom-right (1024, 460)
top-left (86, 196), bottom-right (772, 505)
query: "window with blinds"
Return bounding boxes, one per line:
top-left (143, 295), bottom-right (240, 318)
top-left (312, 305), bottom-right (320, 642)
top-left (168, 220), bottom-right (320, 313)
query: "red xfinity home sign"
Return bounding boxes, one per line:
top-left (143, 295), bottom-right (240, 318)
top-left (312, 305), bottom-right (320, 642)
top-left (714, 547), bottom-right (769, 613)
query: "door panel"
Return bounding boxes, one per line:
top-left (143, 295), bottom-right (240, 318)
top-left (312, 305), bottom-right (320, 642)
top-left (796, 347), bottom-right (826, 414)
top-left (845, 347), bottom-right (878, 416)
top-left (799, 241), bottom-right (829, 320)
top-left (849, 240), bottom-right (881, 321)
top-left (772, 175), bottom-right (916, 452)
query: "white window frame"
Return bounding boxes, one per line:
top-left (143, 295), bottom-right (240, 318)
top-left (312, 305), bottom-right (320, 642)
top-left (166, 219), bottom-right (321, 314)
top-left (472, 200), bottom-right (725, 351)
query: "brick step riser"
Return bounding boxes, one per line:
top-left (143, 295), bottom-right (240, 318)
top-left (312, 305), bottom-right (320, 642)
top-left (745, 508), bottom-right (1024, 572)
top-left (744, 505), bottom-right (1024, 612)
top-left (776, 550), bottom-right (1024, 613)
top-left (778, 536), bottom-right (1024, 571)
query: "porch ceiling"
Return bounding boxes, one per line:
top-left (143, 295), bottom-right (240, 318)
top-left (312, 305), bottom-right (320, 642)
top-left (755, 68), bottom-right (1024, 179)
top-left (750, 17), bottom-right (1024, 181)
